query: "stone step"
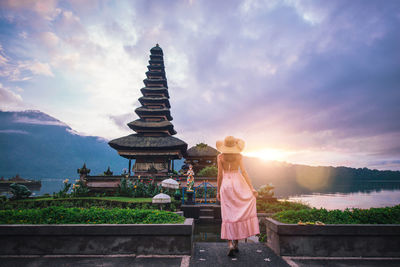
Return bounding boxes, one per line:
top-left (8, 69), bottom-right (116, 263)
top-left (198, 216), bottom-right (214, 223)
top-left (199, 209), bottom-right (214, 216)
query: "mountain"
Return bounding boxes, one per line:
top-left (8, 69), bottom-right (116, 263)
top-left (1, 110), bottom-right (399, 197)
top-left (0, 110), bottom-right (127, 179)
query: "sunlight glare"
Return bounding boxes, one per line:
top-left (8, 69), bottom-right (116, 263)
top-left (243, 149), bottom-right (288, 161)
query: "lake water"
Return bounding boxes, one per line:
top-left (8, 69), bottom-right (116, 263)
top-left (286, 189), bottom-right (400, 210)
top-left (1, 178), bottom-right (399, 210)
top-left (0, 178), bottom-right (75, 198)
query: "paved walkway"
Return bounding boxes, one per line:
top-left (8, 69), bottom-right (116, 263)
top-left (0, 254), bottom-right (187, 267)
top-left (3, 244), bottom-right (399, 266)
top-left (189, 242), bottom-right (289, 267)
top-left (284, 256), bottom-right (400, 267)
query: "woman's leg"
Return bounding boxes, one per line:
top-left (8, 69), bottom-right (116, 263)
top-left (227, 240), bottom-right (235, 256)
top-left (233, 240), bottom-right (239, 252)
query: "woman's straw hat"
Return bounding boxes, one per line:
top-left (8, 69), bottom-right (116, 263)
top-left (216, 136), bottom-right (245, 154)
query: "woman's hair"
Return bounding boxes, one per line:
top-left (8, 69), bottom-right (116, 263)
top-left (222, 153), bottom-right (241, 162)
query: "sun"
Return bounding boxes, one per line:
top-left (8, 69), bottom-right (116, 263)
top-left (243, 149), bottom-right (287, 161)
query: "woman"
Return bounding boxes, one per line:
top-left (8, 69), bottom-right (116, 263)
top-left (216, 136), bottom-right (260, 257)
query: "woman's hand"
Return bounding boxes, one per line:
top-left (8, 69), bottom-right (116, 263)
top-left (217, 192), bottom-right (220, 201)
top-left (252, 189), bottom-right (258, 198)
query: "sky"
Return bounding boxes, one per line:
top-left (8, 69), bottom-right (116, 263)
top-left (0, 0), bottom-right (399, 170)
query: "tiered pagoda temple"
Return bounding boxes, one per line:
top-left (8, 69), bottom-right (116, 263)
top-left (109, 44), bottom-right (187, 176)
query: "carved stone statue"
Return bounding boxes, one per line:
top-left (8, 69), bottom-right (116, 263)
top-left (186, 164), bottom-right (195, 192)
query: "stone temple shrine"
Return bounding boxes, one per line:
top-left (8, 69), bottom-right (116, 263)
top-left (108, 44), bottom-right (187, 176)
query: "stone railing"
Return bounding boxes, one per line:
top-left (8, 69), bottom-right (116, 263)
top-left (0, 218), bottom-right (194, 255)
top-left (266, 218), bottom-right (400, 257)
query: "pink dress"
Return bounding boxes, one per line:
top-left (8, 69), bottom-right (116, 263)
top-left (220, 169), bottom-right (260, 240)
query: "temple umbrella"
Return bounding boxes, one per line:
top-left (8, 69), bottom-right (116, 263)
top-left (161, 178), bottom-right (179, 189)
top-left (152, 193), bottom-right (171, 204)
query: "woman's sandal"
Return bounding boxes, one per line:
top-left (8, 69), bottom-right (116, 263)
top-left (233, 240), bottom-right (239, 253)
top-left (227, 242), bottom-right (235, 257)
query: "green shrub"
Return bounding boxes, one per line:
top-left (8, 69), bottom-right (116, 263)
top-left (117, 177), bottom-right (134, 197)
top-left (197, 166), bottom-right (218, 177)
top-left (117, 178), bottom-right (162, 198)
top-left (53, 179), bottom-right (71, 198)
top-left (0, 206), bottom-right (185, 224)
top-left (272, 205), bottom-right (400, 224)
top-left (257, 200), bottom-right (310, 213)
top-left (0, 197), bottom-right (180, 212)
top-left (174, 189), bottom-right (181, 200)
top-left (10, 183), bottom-right (31, 200)
top-left (257, 233), bottom-right (267, 242)
top-left (71, 180), bottom-right (90, 197)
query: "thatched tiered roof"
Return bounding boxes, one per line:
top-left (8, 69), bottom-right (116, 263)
top-left (186, 144), bottom-right (219, 158)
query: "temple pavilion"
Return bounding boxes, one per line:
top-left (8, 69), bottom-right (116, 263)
top-left (109, 44), bottom-right (187, 176)
top-left (183, 143), bottom-right (219, 174)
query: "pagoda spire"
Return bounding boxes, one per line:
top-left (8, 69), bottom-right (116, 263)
top-left (108, 44), bottom-right (187, 176)
top-left (128, 44), bottom-right (176, 136)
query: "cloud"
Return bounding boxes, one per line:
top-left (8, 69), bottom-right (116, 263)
top-left (0, 129), bottom-right (29, 134)
top-left (0, 0), bottom-right (399, 170)
top-left (21, 61), bottom-right (54, 77)
top-left (0, 60), bottom-right (54, 81)
top-left (39, 32), bottom-right (60, 48)
top-left (0, 83), bottom-right (25, 110)
top-left (13, 112), bottom-right (67, 127)
top-left (0, 45), bottom-right (54, 80)
top-left (13, 117), bottom-right (66, 126)
top-left (65, 128), bottom-right (108, 142)
top-left (0, 0), bottom-right (59, 20)
top-left (109, 113), bottom-right (133, 130)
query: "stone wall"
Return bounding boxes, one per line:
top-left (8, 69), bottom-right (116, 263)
top-left (0, 219), bottom-right (194, 255)
top-left (266, 218), bottom-right (400, 257)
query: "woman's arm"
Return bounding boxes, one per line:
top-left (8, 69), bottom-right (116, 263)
top-left (217, 154), bottom-right (223, 200)
top-left (239, 155), bottom-right (258, 196)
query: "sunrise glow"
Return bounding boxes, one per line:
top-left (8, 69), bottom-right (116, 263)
top-left (243, 149), bottom-right (290, 161)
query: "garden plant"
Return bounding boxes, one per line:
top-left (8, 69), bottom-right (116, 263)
top-left (273, 205), bottom-right (400, 224)
top-left (0, 206), bottom-right (185, 224)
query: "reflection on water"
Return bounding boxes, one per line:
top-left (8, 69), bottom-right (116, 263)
top-left (274, 181), bottom-right (400, 198)
top-left (287, 189), bottom-right (400, 210)
top-left (0, 178), bottom-right (66, 197)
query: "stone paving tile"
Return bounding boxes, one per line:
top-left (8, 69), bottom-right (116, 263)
top-left (190, 242), bottom-right (290, 267)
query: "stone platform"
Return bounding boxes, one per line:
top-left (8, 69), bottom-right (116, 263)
top-left (189, 242), bottom-right (289, 267)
